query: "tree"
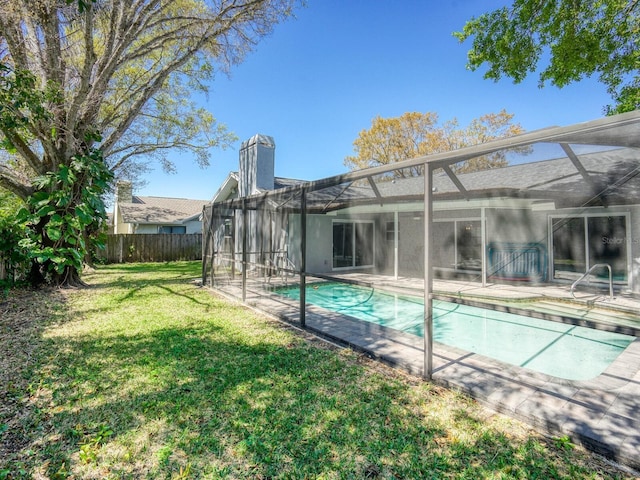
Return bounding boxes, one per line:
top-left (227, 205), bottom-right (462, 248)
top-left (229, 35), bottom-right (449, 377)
top-left (0, 0), bottom-right (300, 286)
top-left (454, 0), bottom-right (640, 115)
top-left (344, 110), bottom-right (525, 176)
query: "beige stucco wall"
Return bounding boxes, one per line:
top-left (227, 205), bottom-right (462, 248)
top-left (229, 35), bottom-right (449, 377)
top-left (112, 219), bottom-right (202, 235)
top-left (134, 224), bottom-right (157, 234)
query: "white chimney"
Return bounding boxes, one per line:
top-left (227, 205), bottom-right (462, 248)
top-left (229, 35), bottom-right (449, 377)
top-left (238, 134), bottom-right (275, 197)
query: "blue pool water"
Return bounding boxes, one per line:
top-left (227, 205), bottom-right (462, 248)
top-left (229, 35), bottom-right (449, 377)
top-left (276, 283), bottom-right (635, 381)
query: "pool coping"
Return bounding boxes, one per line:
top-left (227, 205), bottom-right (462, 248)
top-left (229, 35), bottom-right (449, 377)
top-left (208, 283), bottom-right (640, 471)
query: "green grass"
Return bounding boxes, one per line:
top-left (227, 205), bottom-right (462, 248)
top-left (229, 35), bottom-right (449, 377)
top-left (0, 261), bottom-right (633, 479)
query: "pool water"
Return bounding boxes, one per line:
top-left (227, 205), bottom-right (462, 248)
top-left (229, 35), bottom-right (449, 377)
top-left (276, 282), bottom-right (635, 381)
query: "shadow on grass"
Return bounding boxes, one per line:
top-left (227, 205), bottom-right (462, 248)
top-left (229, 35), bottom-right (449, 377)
top-left (0, 288), bottom-right (70, 475)
top-left (38, 324), bottom-right (448, 478)
top-left (1, 262), bottom-right (630, 479)
top-left (87, 261), bottom-right (202, 291)
top-left (75, 261), bottom-right (210, 317)
top-left (28, 325), bottom-right (613, 479)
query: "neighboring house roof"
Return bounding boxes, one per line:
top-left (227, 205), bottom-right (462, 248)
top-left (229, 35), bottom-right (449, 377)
top-left (118, 196), bottom-right (208, 224)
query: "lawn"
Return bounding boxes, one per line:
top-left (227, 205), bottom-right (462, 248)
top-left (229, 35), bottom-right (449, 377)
top-left (0, 262), bottom-right (634, 479)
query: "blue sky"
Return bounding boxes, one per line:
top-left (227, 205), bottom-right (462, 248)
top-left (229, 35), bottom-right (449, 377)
top-left (136, 0), bottom-right (613, 201)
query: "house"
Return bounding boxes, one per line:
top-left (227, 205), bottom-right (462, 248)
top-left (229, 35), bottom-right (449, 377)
top-left (204, 111), bottom-right (640, 294)
top-left (112, 181), bottom-right (208, 234)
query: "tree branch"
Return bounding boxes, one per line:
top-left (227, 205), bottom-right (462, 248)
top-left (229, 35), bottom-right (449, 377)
top-left (0, 127), bottom-right (44, 175)
top-left (77, 0), bottom-right (165, 131)
top-left (100, 28), bottom-right (217, 154)
top-left (0, 10), bottom-right (29, 70)
top-left (39, 3), bottom-right (65, 87)
top-left (67, 4), bottom-right (97, 149)
top-left (0, 163), bottom-right (34, 200)
top-left (109, 141), bottom-right (204, 171)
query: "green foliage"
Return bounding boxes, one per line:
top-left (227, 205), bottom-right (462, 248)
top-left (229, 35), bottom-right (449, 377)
top-left (1, 1), bottom-right (298, 286)
top-left (455, 0), bottom-right (640, 114)
top-left (0, 60), bottom-right (110, 285)
top-left (65, 0), bottom-right (97, 13)
top-left (554, 435), bottom-right (575, 451)
top-left (0, 188), bottom-right (22, 221)
top-left (78, 424), bottom-right (113, 464)
top-left (0, 62), bottom-right (107, 285)
top-left (0, 219), bottom-right (29, 286)
top-left (0, 189), bottom-right (29, 285)
top-left (0, 65), bottom-right (47, 125)
top-left (0, 65), bottom-right (62, 150)
top-left (15, 148), bottom-right (112, 282)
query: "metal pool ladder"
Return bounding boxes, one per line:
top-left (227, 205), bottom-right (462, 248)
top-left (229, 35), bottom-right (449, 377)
top-left (570, 263), bottom-right (614, 301)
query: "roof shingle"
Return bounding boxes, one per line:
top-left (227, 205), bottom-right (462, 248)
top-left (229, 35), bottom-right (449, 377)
top-left (119, 196), bottom-right (208, 224)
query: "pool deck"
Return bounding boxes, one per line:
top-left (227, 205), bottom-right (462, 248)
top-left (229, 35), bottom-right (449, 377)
top-left (208, 275), bottom-right (640, 470)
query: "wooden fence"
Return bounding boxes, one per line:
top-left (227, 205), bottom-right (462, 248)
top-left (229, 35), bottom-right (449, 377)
top-left (99, 234), bottom-right (202, 264)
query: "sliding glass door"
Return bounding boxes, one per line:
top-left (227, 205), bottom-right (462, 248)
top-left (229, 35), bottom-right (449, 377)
top-left (432, 219), bottom-right (482, 272)
top-left (551, 214), bottom-right (628, 282)
top-left (333, 220), bottom-right (374, 269)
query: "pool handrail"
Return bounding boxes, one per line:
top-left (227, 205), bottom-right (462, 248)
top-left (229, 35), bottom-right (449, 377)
top-left (570, 263), bottom-right (614, 301)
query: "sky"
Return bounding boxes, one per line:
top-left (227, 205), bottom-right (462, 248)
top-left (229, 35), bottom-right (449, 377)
top-left (135, 0), bottom-right (614, 201)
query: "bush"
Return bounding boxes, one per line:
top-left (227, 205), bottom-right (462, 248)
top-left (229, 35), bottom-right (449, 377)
top-left (0, 217), bottom-right (30, 286)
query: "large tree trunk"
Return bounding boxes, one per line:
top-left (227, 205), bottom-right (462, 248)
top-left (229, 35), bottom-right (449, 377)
top-left (24, 184), bottom-right (97, 289)
top-left (27, 260), bottom-right (46, 287)
top-left (52, 265), bottom-right (88, 288)
top-left (27, 260), bottom-right (86, 288)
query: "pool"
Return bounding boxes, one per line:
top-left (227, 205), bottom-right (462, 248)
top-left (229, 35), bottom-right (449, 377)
top-left (276, 282), bottom-right (635, 381)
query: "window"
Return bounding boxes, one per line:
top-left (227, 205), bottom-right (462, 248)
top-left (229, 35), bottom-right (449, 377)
top-left (386, 221), bottom-right (396, 242)
top-left (223, 218), bottom-right (233, 237)
top-left (332, 220), bottom-right (374, 269)
top-left (158, 225), bottom-right (186, 234)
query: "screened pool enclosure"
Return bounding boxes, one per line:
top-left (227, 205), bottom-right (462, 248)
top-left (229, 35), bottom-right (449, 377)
top-left (202, 111), bottom-right (640, 381)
